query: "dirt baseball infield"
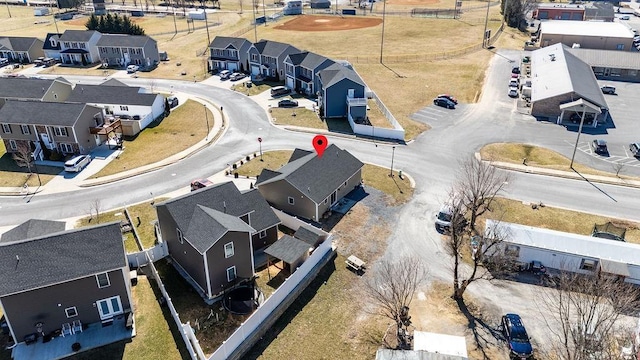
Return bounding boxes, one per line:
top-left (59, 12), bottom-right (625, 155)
top-left (274, 15), bottom-right (382, 32)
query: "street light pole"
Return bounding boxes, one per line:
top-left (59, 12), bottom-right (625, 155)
top-left (204, 104), bottom-right (210, 141)
top-left (389, 146), bottom-right (395, 177)
top-left (570, 105), bottom-right (587, 169)
top-left (482, 0), bottom-right (490, 48)
top-left (262, 0), bottom-right (267, 26)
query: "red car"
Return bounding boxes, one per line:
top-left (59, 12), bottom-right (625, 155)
top-left (190, 179), bottom-right (214, 191)
top-left (437, 94), bottom-right (458, 104)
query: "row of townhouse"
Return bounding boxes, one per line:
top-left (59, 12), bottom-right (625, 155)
top-left (0, 144), bottom-right (362, 359)
top-left (0, 31), bottom-right (159, 68)
top-left (209, 36), bottom-right (369, 121)
top-left (0, 77), bottom-right (165, 159)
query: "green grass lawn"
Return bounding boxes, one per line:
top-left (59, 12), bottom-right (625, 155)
top-left (90, 100), bottom-right (210, 179)
top-left (0, 141), bottom-right (62, 188)
top-left (235, 150), bottom-right (293, 178)
top-left (270, 107), bottom-right (353, 133)
top-left (66, 276), bottom-right (185, 360)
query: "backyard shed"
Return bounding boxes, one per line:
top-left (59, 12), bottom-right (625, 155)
top-left (264, 235), bottom-right (312, 271)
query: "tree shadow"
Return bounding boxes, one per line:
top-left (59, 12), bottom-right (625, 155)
top-left (455, 297), bottom-right (505, 360)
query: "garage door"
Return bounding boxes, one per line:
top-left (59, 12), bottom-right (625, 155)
top-left (286, 77), bottom-right (294, 89)
top-left (228, 63), bottom-right (238, 72)
top-left (251, 65), bottom-right (260, 76)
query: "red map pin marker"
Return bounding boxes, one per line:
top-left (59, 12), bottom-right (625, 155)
top-left (312, 135), bottom-right (328, 158)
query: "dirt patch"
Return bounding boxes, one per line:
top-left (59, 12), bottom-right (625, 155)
top-left (274, 15), bottom-right (382, 32)
top-left (64, 16), bottom-right (147, 27)
top-left (387, 0), bottom-right (439, 5)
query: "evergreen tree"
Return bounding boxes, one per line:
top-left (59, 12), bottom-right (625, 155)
top-left (112, 13), bottom-right (123, 33)
top-left (97, 14), bottom-right (106, 32)
top-left (85, 14), bottom-right (145, 35)
top-left (86, 14), bottom-right (99, 31)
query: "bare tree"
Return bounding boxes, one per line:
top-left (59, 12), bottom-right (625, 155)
top-left (613, 162), bottom-right (625, 178)
top-left (536, 271), bottom-right (640, 360)
top-left (12, 142), bottom-right (34, 174)
top-left (148, 79), bottom-right (157, 93)
top-left (89, 199), bottom-right (102, 223)
top-left (455, 157), bottom-right (511, 233)
top-left (365, 256), bottom-right (428, 349)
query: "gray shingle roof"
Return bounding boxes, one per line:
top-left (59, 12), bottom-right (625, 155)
top-left (209, 36), bottom-right (251, 50)
top-left (256, 144), bottom-right (363, 204)
top-left (1, 219), bottom-right (66, 243)
top-left (241, 189), bottom-right (281, 232)
top-left (101, 78), bottom-right (128, 87)
top-left (0, 222), bottom-right (126, 297)
top-left (0, 101), bottom-right (95, 126)
top-left (59, 30), bottom-right (99, 42)
top-left (43, 33), bottom-right (62, 50)
top-left (264, 235), bottom-right (311, 264)
top-left (254, 39), bottom-right (300, 58)
top-left (300, 52), bottom-right (334, 70)
top-left (318, 63), bottom-right (365, 89)
top-left (67, 84), bottom-right (158, 106)
top-left (184, 205), bottom-right (255, 253)
top-left (0, 77), bottom-right (55, 100)
top-left (567, 47), bottom-right (640, 71)
top-left (0, 37), bottom-right (42, 52)
top-left (96, 34), bottom-right (154, 48)
top-left (293, 225), bottom-right (325, 247)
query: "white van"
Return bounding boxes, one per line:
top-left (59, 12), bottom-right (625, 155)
top-left (435, 204), bottom-right (453, 232)
top-left (64, 155), bottom-right (91, 172)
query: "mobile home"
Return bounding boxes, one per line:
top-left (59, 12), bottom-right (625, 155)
top-left (283, 0), bottom-right (303, 15)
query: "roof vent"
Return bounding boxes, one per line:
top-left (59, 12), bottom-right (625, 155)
top-left (223, 201), bottom-right (227, 213)
top-left (549, 54), bottom-right (556, 61)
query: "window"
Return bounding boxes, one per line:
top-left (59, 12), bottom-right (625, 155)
top-left (580, 259), bottom-right (597, 271)
top-left (2, 124), bottom-right (10, 133)
top-left (120, 106), bottom-right (129, 111)
top-left (288, 197), bottom-right (295, 205)
top-left (226, 266), bottom-right (236, 282)
top-left (177, 228), bottom-right (184, 244)
top-left (63, 42), bottom-right (70, 48)
top-left (20, 125), bottom-right (30, 134)
top-left (65, 306), bottom-right (78, 318)
top-left (80, 43), bottom-right (86, 49)
top-left (96, 272), bottom-right (110, 288)
top-left (71, 42), bottom-right (78, 49)
top-left (224, 242), bottom-right (234, 258)
top-left (504, 245), bottom-right (520, 257)
top-left (617, 44), bottom-right (625, 50)
top-left (60, 143), bottom-right (73, 153)
top-left (96, 296), bottom-right (123, 320)
top-left (9, 139), bottom-right (17, 150)
top-left (53, 126), bottom-right (67, 136)
top-left (251, 53), bottom-right (258, 61)
top-left (259, 230), bottom-right (267, 239)
top-left (50, 38), bottom-right (57, 47)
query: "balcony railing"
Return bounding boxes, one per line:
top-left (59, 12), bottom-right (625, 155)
top-left (346, 97), bottom-right (367, 107)
top-left (90, 118), bottom-right (121, 135)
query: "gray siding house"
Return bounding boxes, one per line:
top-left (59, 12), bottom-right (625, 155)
top-left (0, 101), bottom-right (104, 158)
top-left (256, 145), bottom-right (364, 221)
top-left (0, 37), bottom-right (45, 63)
top-left (208, 36), bottom-right (252, 73)
top-left (97, 34), bottom-right (159, 68)
top-left (248, 40), bottom-right (300, 81)
top-left (155, 182), bottom-right (280, 301)
top-left (283, 51), bottom-right (335, 96)
top-left (318, 63), bottom-right (367, 119)
top-left (59, 30), bottom-right (102, 65)
top-left (0, 77), bottom-right (73, 107)
top-left (0, 221), bottom-right (133, 349)
top-left (42, 33), bottom-right (63, 61)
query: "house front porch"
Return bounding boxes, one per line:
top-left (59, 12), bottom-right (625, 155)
top-left (11, 316), bottom-right (135, 360)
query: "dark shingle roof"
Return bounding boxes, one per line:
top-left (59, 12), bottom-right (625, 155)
top-left (101, 78), bottom-right (128, 87)
top-left (184, 205), bottom-right (255, 253)
top-left (59, 30), bottom-right (99, 42)
top-left (264, 235), bottom-right (311, 264)
top-left (318, 63), bottom-right (365, 89)
top-left (0, 77), bottom-right (55, 99)
top-left (43, 33), bottom-right (62, 50)
top-left (0, 37), bottom-right (42, 52)
top-left (67, 84), bottom-right (158, 106)
top-left (254, 39), bottom-right (300, 58)
top-left (0, 101), bottom-right (94, 126)
top-left (96, 34), bottom-right (154, 48)
top-left (1, 219), bottom-right (66, 243)
top-left (241, 189), bottom-right (281, 232)
top-left (209, 36), bottom-right (250, 50)
top-left (286, 52), bottom-right (335, 70)
top-left (0, 222), bottom-right (126, 297)
top-left (293, 225), bottom-right (325, 247)
top-left (256, 144), bottom-right (363, 204)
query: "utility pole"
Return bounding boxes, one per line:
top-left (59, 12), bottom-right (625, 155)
top-left (252, 0), bottom-right (258, 42)
top-left (172, 0), bottom-right (178, 35)
top-left (204, 104), bottom-right (210, 141)
top-left (389, 146), bottom-right (396, 177)
top-left (5, 0), bottom-right (11, 18)
top-left (204, 8), bottom-right (211, 54)
top-left (379, 0), bottom-right (387, 63)
top-left (482, 0), bottom-right (490, 47)
top-left (262, 0), bottom-right (267, 26)
top-left (570, 105), bottom-right (587, 169)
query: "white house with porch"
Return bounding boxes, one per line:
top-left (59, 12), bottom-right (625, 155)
top-left (58, 30), bottom-right (102, 65)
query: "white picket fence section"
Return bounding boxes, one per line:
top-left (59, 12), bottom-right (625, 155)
top-left (270, 207), bottom-right (329, 237)
top-left (207, 237), bottom-right (334, 360)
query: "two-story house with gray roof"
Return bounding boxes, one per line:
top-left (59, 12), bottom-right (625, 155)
top-left (208, 36), bottom-right (252, 73)
top-left (96, 34), bottom-right (159, 68)
top-left (0, 77), bottom-right (73, 107)
top-left (0, 37), bottom-right (44, 63)
top-left (0, 101), bottom-right (103, 158)
top-left (248, 39), bottom-right (300, 81)
top-left (66, 80), bottom-right (164, 136)
top-left (59, 30), bottom-right (102, 65)
top-left (283, 51), bottom-right (335, 96)
top-left (318, 62), bottom-right (368, 120)
top-left (42, 33), bottom-right (63, 61)
top-left (0, 221), bottom-right (134, 358)
top-left (155, 182), bottom-right (281, 302)
top-left (256, 144), bottom-right (363, 221)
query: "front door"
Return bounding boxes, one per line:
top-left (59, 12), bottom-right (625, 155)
top-left (604, 68), bottom-right (611, 77)
top-left (40, 133), bottom-right (53, 149)
top-left (97, 295), bottom-right (123, 320)
top-left (330, 191), bottom-right (337, 205)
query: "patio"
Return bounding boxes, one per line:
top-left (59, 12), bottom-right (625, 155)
top-left (11, 317), bottom-right (135, 360)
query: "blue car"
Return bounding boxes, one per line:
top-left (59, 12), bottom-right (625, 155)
top-left (502, 313), bottom-right (533, 359)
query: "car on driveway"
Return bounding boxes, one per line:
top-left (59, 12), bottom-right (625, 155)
top-left (437, 94), bottom-right (458, 104)
top-left (64, 155), bottom-right (91, 173)
top-left (229, 72), bottom-right (246, 81)
top-left (502, 313), bottom-right (534, 359)
top-left (511, 66), bottom-right (520, 74)
top-left (592, 139), bottom-right (608, 155)
top-left (508, 87), bottom-right (518, 98)
top-left (630, 143), bottom-right (640, 157)
top-left (433, 97), bottom-right (455, 109)
top-left (167, 96), bottom-right (179, 108)
top-left (126, 65), bottom-right (139, 73)
top-left (270, 86), bottom-right (291, 97)
top-left (278, 98), bottom-right (298, 108)
top-left (219, 70), bottom-right (231, 80)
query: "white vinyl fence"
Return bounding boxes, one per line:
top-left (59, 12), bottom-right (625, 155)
top-left (127, 242), bottom-right (168, 267)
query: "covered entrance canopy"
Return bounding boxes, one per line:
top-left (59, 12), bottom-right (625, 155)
top-left (558, 98), bottom-right (603, 127)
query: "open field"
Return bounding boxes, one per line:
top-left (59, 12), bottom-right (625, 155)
top-left (90, 100), bottom-right (209, 178)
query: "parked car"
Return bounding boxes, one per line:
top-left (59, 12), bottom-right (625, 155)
top-left (229, 72), bottom-right (246, 81)
top-left (167, 96), bottom-right (179, 108)
top-left (569, 112), bottom-right (595, 125)
top-left (511, 66), bottom-right (520, 74)
top-left (509, 78), bottom-right (519, 88)
top-left (630, 142), bottom-right (640, 157)
top-left (270, 86), bottom-right (291, 97)
top-left (620, 15), bottom-right (631, 20)
top-left (508, 87), bottom-right (518, 98)
top-left (278, 98), bottom-right (298, 108)
top-left (592, 139), bottom-right (608, 155)
top-left (601, 85), bottom-right (616, 94)
top-left (529, 260), bottom-right (546, 275)
top-left (126, 64), bottom-right (139, 73)
top-left (435, 204), bottom-right (453, 232)
top-left (437, 94), bottom-right (458, 104)
top-left (511, 73), bottom-right (519, 79)
top-left (502, 314), bottom-right (534, 359)
top-left (219, 70), bottom-right (231, 80)
top-left (433, 97), bottom-right (455, 109)
top-left (64, 155), bottom-right (91, 173)
top-left (190, 179), bottom-right (214, 191)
